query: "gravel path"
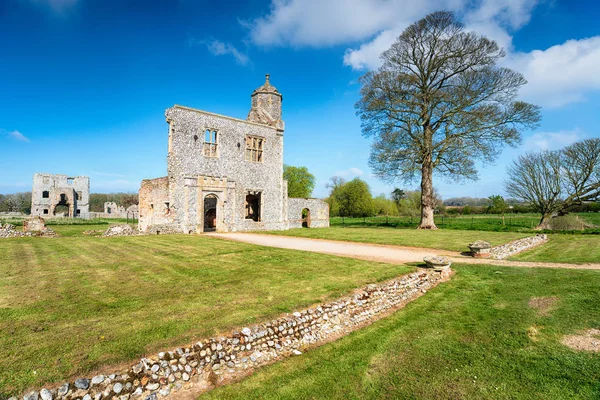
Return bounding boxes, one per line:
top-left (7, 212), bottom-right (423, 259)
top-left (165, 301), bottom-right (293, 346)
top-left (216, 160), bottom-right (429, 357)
top-left (207, 233), bottom-right (600, 271)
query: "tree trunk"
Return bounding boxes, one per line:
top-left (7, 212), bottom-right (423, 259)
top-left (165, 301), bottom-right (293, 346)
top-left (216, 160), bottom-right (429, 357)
top-left (535, 213), bottom-right (554, 230)
top-left (418, 155), bottom-right (438, 229)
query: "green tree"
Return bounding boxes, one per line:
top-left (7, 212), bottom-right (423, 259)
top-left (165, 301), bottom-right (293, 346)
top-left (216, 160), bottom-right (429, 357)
top-left (338, 178), bottom-right (375, 218)
top-left (373, 194), bottom-right (398, 216)
top-left (488, 195), bottom-right (508, 225)
top-left (356, 11), bottom-right (541, 230)
top-left (283, 165), bottom-right (316, 198)
top-left (325, 176), bottom-right (346, 217)
top-left (391, 188), bottom-right (406, 213)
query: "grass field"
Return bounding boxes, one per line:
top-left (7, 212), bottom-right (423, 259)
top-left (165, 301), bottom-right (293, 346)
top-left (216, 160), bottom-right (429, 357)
top-left (0, 235), bottom-right (412, 395)
top-left (204, 265), bottom-right (600, 399)
top-left (331, 212), bottom-right (600, 233)
top-left (268, 226), bottom-right (530, 252)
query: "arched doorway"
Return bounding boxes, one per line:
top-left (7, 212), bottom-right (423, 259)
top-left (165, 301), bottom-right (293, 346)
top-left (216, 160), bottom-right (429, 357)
top-left (302, 208), bottom-right (311, 228)
top-left (54, 193), bottom-right (71, 217)
top-left (203, 194), bottom-right (218, 232)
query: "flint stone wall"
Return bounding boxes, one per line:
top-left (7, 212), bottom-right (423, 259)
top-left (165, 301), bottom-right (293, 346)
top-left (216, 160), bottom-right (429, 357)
top-left (287, 198), bottom-right (330, 228)
top-left (490, 234), bottom-right (548, 259)
top-left (16, 269), bottom-right (448, 400)
top-left (31, 173), bottom-right (90, 219)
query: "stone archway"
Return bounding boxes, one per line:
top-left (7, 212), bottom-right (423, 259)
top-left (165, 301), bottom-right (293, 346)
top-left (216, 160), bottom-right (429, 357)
top-left (302, 208), bottom-right (311, 228)
top-left (203, 194), bottom-right (218, 232)
top-left (53, 193), bottom-right (72, 217)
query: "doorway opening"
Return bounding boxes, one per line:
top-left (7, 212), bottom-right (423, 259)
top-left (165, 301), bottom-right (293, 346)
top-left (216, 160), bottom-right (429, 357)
top-left (204, 194), bottom-right (218, 232)
top-left (302, 208), bottom-right (311, 228)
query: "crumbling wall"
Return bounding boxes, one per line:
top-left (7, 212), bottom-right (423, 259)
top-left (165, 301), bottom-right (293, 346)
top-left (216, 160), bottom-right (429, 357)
top-left (31, 173), bottom-right (90, 219)
top-left (287, 198), bottom-right (330, 229)
top-left (14, 268), bottom-right (449, 400)
top-left (138, 177), bottom-right (179, 232)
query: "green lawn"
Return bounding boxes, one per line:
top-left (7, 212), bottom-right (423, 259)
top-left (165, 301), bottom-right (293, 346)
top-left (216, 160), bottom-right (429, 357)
top-left (511, 234), bottom-right (600, 264)
top-left (268, 226), bottom-right (529, 252)
top-left (330, 212), bottom-right (600, 233)
top-left (204, 265), bottom-right (600, 400)
top-left (0, 235), bottom-right (412, 395)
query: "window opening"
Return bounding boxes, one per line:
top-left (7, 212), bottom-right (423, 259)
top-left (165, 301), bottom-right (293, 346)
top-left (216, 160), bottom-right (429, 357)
top-left (245, 136), bottom-right (264, 162)
top-left (203, 129), bottom-right (218, 157)
top-left (245, 191), bottom-right (262, 221)
top-left (42, 191), bottom-right (49, 199)
top-left (67, 178), bottom-right (74, 185)
top-left (43, 209), bottom-right (49, 215)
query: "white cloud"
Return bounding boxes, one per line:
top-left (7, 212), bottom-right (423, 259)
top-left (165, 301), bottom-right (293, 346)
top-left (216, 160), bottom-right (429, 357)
top-left (504, 37), bottom-right (600, 108)
top-left (191, 38), bottom-right (250, 66)
top-left (334, 167), bottom-right (364, 178)
top-left (1, 129), bottom-right (30, 142)
top-left (522, 129), bottom-right (585, 151)
top-left (247, 0), bottom-right (600, 108)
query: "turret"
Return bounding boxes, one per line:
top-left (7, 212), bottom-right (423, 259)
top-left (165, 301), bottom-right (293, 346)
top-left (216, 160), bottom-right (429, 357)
top-left (247, 74), bottom-right (284, 131)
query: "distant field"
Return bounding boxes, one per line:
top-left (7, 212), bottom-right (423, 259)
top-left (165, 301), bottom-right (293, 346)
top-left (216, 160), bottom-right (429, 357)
top-left (267, 227), bottom-right (530, 252)
top-left (204, 265), bottom-right (600, 400)
top-left (330, 212), bottom-right (600, 232)
top-left (0, 234), bottom-right (412, 395)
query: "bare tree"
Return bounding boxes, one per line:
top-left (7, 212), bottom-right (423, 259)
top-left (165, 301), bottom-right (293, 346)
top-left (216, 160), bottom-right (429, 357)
top-left (356, 11), bottom-right (541, 229)
top-left (506, 138), bottom-right (600, 229)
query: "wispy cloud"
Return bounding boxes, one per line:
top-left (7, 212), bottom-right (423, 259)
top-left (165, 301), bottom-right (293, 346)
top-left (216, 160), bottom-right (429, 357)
top-left (334, 167), bottom-right (364, 178)
top-left (1, 129), bottom-right (30, 142)
top-left (189, 38), bottom-right (250, 66)
top-left (523, 129), bottom-right (585, 151)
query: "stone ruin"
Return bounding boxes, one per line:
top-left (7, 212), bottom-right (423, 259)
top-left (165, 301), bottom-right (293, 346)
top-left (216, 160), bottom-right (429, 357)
top-left (139, 75), bottom-right (329, 234)
top-left (89, 203), bottom-right (139, 219)
top-left (31, 173), bottom-right (90, 219)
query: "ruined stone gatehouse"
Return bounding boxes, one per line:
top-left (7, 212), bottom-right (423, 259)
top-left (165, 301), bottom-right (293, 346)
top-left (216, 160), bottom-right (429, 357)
top-left (139, 75), bottom-right (329, 233)
top-left (31, 173), bottom-right (90, 219)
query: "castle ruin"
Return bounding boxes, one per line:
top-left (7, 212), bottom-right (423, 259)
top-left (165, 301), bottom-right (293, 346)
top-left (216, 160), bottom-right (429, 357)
top-left (139, 75), bottom-right (329, 233)
top-left (31, 173), bottom-right (90, 218)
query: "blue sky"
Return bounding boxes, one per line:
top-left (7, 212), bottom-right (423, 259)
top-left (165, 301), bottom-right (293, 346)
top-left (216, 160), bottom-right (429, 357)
top-left (1, 0), bottom-right (599, 199)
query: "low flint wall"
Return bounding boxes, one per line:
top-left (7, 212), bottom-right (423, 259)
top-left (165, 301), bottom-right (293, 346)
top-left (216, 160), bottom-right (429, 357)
top-left (15, 268), bottom-right (449, 400)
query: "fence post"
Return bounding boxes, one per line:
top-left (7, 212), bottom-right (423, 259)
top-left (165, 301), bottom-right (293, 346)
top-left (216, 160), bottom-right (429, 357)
top-left (363, 216), bottom-right (366, 225)
top-left (471, 216), bottom-right (473, 229)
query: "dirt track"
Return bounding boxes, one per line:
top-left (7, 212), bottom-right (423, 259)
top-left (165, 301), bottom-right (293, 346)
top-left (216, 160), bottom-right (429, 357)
top-left (207, 233), bottom-right (600, 270)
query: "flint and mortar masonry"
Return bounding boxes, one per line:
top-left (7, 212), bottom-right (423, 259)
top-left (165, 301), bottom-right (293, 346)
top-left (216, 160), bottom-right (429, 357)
top-left (14, 268), bottom-right (449, 400)
top-left (490, 234), bottom-right (548, 259)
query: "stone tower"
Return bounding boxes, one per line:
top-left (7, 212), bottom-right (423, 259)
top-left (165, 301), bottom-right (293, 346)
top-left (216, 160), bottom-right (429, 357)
top-left (247, 74), bottom-right (284, 131)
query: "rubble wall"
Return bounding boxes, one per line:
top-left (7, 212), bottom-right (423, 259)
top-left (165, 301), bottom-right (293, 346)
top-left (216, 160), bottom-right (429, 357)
top-left (287, 198), bottom-right (330, 228)
top-left (15, 268), bottom-right (449, 400)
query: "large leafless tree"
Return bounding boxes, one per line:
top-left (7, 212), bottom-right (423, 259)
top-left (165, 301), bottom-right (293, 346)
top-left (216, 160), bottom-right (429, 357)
top-left (506, 138), bottom-right (600, 229)
top-left (356, 11), bottom-right (541, 229)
